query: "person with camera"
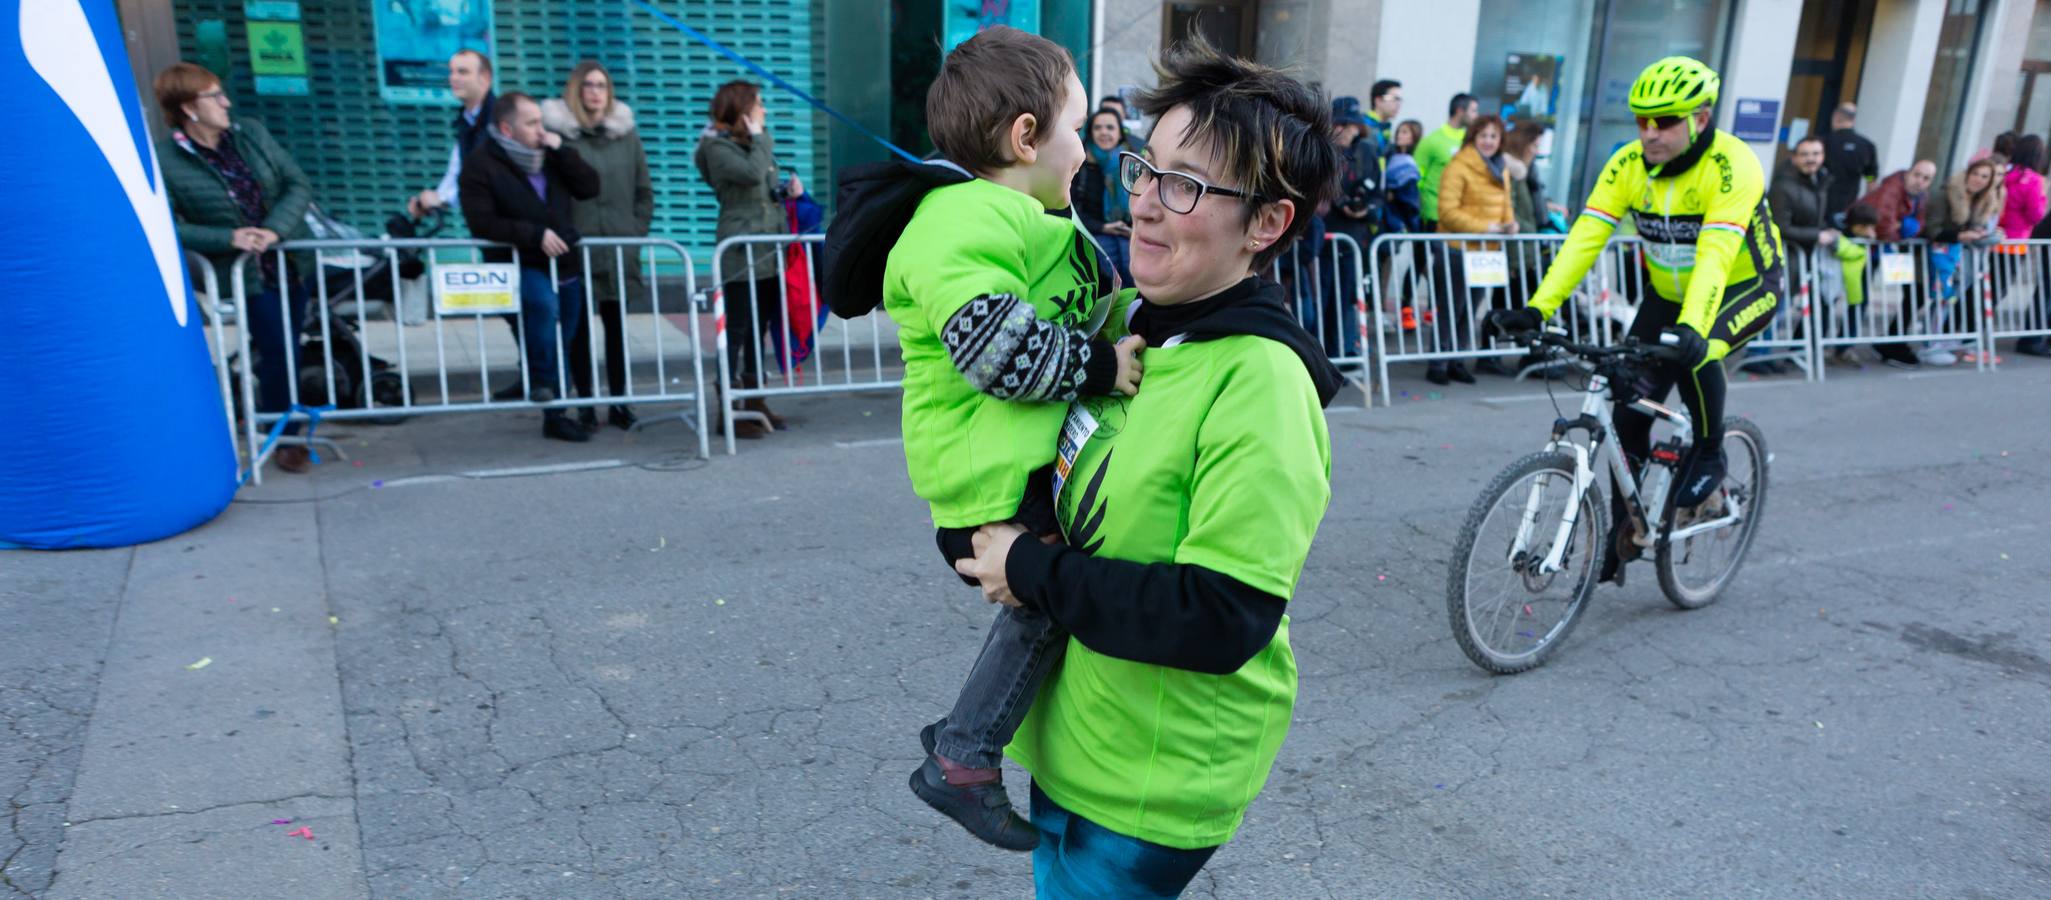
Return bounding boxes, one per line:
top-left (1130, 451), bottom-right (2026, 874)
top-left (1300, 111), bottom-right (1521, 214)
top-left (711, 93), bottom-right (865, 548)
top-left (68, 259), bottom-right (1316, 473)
top-left (696, 81), bottom-right (799, 438)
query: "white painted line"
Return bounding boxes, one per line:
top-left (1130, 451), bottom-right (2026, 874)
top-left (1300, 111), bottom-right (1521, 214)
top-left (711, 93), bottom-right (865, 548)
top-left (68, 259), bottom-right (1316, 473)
top-left (835, 437), bottom-right (904, 449)
top-left (1901, 369), bottom-right (1977, 380)
top-left (375, 474), bottom-right (461, 488)
top-left (461, 460), bottom-right (627, 479)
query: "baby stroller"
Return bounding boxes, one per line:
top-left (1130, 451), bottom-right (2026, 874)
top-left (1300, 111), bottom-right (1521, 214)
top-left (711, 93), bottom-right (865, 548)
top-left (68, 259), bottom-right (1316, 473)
top-left (304, 204), bottom-right (444, 326)
top-left (231, 206), bottom-right (442, 426)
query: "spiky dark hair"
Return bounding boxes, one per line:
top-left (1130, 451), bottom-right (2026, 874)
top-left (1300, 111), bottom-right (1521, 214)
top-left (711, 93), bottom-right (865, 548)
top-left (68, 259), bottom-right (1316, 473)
top-left (1135, 39), bottom-right (1339, 269)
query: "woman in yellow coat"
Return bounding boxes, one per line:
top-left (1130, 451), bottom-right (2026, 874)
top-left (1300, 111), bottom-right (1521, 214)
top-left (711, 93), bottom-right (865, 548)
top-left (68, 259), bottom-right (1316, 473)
top-left (1428, 115), bottom-right (1515, 384)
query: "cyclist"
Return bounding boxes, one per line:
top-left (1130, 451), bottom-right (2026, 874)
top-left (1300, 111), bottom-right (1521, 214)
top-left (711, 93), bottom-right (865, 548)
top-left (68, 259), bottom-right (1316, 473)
top-left (1486, 57), bottom-right (1784, 584)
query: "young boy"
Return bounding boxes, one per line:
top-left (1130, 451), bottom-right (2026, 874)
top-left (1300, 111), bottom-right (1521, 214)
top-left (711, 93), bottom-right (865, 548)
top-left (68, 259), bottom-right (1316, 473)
top-left (832, 28), bottom-right (1141, 850)
top-left (1825, 205), bottom-right (1877, 364)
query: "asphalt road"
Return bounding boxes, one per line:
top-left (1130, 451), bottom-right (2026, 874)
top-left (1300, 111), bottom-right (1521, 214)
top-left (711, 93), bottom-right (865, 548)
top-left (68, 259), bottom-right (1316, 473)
top-left (6, 358), bottom-right (2048, 899)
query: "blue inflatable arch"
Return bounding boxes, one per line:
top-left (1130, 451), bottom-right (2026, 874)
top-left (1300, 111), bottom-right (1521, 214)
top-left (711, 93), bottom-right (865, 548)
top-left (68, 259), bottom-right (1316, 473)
top-left (0, 0), bottom-right (236, 549)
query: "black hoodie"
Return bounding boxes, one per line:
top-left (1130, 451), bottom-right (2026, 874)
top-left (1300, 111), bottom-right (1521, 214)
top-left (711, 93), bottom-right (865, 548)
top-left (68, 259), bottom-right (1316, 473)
top-left (1127, 276), bottom-right (1348, 408)
top-left (819, 158), bottom-right (973, 318)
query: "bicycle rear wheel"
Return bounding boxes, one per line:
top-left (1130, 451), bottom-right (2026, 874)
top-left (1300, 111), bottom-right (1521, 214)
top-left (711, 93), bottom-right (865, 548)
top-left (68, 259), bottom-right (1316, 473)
top-left (1657, 417), bottom-right (1768, 609)
top-left (1447, 451), bottom-right (1605, 674)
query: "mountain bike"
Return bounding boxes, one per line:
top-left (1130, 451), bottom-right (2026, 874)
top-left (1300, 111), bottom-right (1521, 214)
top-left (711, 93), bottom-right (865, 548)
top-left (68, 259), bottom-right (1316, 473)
top-left (1446, 330), bottom-right (1769, 674)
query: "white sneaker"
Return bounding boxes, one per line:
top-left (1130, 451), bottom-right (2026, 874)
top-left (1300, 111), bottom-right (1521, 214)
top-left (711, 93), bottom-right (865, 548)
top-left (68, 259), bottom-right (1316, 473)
top-left (1917, 348), bottom-right (1958, 366)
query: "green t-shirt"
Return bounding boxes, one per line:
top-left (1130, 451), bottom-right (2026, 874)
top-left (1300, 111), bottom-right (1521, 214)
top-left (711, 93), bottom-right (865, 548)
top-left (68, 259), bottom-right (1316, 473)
top-left (1415, 122), bottom-right (1466, 223)
top-left (1006, 333), bottom-right (1333, 850)
top-left (883, 179), bottom-right (1113, 527)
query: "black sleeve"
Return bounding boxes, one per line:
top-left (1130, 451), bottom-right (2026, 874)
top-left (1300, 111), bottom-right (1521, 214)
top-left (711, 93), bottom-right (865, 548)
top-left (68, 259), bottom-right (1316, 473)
top-left (1005, 537), bottom-right (1285, 675)
top-left (942, 293), bottom-right (1118, 400)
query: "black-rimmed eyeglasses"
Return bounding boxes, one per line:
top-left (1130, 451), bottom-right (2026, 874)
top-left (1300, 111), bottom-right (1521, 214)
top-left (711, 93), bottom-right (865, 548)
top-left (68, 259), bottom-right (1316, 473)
top-left (1118, 151), bottom-right (1263, 215)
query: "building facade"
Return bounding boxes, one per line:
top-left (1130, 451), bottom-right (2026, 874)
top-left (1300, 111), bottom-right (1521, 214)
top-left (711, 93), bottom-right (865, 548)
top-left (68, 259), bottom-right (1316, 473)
top-left (116, 0), bottom-right (2039, 257)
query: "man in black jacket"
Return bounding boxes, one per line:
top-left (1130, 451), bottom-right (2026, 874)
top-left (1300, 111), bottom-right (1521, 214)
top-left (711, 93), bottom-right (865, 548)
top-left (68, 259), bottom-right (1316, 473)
top-left (459, 91), bottom-right (603, 442)
top-left (1771, 135), bottom-right (1839, 257)
top-left (1822, 104), bottom-right (1877, 216)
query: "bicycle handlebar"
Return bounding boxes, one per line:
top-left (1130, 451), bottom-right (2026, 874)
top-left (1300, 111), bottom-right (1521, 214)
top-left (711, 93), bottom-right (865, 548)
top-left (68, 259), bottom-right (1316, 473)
top-left (1509, 329), bottom-right (1685, 365)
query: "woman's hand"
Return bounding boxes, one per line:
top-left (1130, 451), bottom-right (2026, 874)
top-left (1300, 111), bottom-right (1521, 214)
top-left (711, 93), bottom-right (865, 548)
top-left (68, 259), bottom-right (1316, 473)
top-left (1960, 228), bottom-right (1986, 244)
top-left (953, 523), bottom-right (1028, 607)
top-left (540, 130), bottom-right (563, 151)
top-left (1104, 221), bottom-right (1132, 237)
top-left (230, 227), bottom-right (269, 253)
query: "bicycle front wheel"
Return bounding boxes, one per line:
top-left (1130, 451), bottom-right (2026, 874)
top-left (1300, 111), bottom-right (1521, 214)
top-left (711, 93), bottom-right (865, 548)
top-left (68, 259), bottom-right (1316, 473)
top-left (1447, 451), bottom-right (1605, 674)
top-left (1657, 417), bottom-right (1769, 609)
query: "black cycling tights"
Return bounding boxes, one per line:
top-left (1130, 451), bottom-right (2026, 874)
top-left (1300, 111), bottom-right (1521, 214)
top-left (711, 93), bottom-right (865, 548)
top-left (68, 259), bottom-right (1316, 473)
top-left (1614, 275), bottom-right (1779, 475)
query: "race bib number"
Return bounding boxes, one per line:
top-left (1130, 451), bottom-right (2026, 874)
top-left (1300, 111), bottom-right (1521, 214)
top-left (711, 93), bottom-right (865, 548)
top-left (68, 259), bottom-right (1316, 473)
top-left (1051, 402), bottom-right (1099, 506)
top-left (1463, 250), bottom-right (1509, 288)
top-left (1879, 252), bottom-right (1916, 286)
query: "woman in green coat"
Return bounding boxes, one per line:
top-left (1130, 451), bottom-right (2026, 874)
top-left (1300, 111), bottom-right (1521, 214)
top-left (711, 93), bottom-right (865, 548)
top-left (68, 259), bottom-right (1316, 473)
top-left (154, 63), bottom-right (315, 471)
top-left (695, 80), bottom-right (798, 438)
top-left (543, 60), bottom-right (654, 431)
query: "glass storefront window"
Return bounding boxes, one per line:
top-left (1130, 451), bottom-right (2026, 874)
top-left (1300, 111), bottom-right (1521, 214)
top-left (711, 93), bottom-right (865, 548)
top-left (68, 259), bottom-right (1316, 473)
top-left (1914, 0), bottom-right (1990, 177)
top-left (1573, 0), bottom-right (1735, 201)
top-left (1470, 0), bottom-right (1599, 214)
top-left (1474, 0), bottom-right (1735, 209)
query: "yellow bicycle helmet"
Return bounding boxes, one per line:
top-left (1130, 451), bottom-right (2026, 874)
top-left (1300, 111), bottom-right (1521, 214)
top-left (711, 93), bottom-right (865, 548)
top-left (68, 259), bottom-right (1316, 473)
top-left (1628, 56), bottom-right (1720, 119)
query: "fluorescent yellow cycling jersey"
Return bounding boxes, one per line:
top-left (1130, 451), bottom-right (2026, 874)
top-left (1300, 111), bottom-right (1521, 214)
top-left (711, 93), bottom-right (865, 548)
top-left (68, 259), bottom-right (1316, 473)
top-left (1528, 129), bottom-right (1784, 342)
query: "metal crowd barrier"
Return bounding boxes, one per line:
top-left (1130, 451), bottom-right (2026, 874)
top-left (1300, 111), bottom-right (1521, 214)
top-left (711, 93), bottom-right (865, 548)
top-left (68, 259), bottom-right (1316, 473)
top-left (229, 236), bottom-right (706, 483)
top-left (1268, 232), bottom-right (1375, 406)
top-left (188, 251), bottom-right (249, 482)
top-left (710, 234), bottom-right (901, 454)
top-left (1811, 238), bottom-right (1986, 378)
top-left (1977, 240), bottom-right (2051, 366)
top-left (1367, 233), bottom-right (1634, 406)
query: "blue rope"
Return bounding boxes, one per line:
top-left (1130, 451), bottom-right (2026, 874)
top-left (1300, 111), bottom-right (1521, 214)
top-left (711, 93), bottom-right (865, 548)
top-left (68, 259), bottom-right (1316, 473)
top-left (628, 0), bottom-right (922, 164)
top-left (239, 403), bottom-right (335, 487)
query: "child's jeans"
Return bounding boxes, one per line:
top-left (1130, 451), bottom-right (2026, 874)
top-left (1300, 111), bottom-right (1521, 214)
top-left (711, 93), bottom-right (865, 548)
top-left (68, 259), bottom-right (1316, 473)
top-left (928, 595), bottom-right (1068, 770)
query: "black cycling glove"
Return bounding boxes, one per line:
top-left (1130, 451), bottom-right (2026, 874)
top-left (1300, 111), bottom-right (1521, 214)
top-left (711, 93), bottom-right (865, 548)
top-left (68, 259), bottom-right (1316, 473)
top-left (1486, 307), bottom-right (1545, 339)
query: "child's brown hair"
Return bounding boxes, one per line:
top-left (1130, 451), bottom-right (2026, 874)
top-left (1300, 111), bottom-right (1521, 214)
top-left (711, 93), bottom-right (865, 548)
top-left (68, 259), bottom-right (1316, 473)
top-left (925, 26), bottom-right (1075, 174)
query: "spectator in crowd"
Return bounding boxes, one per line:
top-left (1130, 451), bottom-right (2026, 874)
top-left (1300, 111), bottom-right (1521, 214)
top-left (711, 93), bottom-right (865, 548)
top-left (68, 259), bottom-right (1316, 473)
top-left (1072, 108), bottom-right (1140, 284)
top-left (1417, 93), bottom-right (1478, 230)
top-left (1854, 160), bottom-right (1936, 242)
top-left (1771, 135), bottom-right (1838, 257)
top-left (1921, 158), bottom-right (2006, 365)
top-left (459, 91), bottom-right (602, 442)
top-left (1433, 114), bottom-right (1515, 383)
top-left (155, 62), bottom-right (316, 473)
top-left (1099, 94), bottom-right (1147, 150)
top-left (1367, 79), bottom-right (1402, 158)
top-left (2002, 136), bottom-right (2051, 356)
top-left (1822, 102), bottom-right (1878, 215)
top-left (1393, 119), bottom-right (1424, 157)
top-left (1981, 131), bottom-right (2017, 170)
top-left (1330, 96), bottom-right (1382, 237)
top-left (408, 49), bottom-right (495, 220)
top-left (1925, 158), bottom-right (2005, 247)
top-left (1999, 135), bottom-right (2047, 241)
top-left (1505, 119), bottom-right (1563, 230)
top-left (697, 80), bottom-right (799, 438)
top-left (1851, 160), bottom-right (1936, 366)
top-left (541, 59), bottom-right (652, 433)
top-left (1827, 204), bottom-right (1879, 365)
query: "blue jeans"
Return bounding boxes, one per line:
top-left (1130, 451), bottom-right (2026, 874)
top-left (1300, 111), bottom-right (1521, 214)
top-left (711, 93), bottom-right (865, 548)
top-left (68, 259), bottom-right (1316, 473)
top-left (1030, 782), bottom-right (1218, 899)
top-left (515, 271), bottom-right (585, 396)
top-left (1315, 236), bottom-right (1364, 358)
top-left (246, 279), bottom-right (308, 435)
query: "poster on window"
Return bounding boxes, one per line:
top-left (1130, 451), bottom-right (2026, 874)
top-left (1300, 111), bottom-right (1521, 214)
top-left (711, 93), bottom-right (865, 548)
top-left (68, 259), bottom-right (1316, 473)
top-left (943, 1), bottom-right (1040, 53)
top-left (1502, 53), bottom-right (1562, 126)
top-left (372, 0), bottom-right (493, 104)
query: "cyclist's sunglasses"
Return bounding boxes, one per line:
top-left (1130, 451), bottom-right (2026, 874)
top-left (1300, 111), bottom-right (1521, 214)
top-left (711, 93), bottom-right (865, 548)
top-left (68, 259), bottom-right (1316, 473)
top-left (1635, 114), bottom-right (1689, 131)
